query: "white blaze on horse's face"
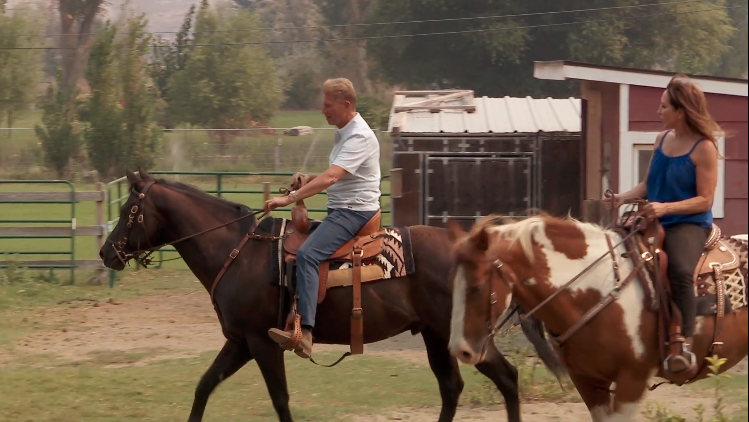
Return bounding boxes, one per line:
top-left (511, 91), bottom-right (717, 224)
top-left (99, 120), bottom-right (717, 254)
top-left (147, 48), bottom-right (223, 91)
top-left (448, 259), bottom-right (513, 365)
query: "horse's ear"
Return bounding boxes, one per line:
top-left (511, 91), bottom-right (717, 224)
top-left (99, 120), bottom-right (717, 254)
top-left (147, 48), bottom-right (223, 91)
top-left (447, 219), bottom-right (466, 241)
top-left (138, 166), bottom-right (152, 181)
top-left (471, 226), bottom-right (491, 252)
top-left (126, 168), bottom-right (140, 186)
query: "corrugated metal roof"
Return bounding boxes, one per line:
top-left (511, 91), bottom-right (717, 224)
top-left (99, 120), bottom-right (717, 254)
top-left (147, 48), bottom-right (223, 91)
top-left (388, 94), bottom-right (581, 134)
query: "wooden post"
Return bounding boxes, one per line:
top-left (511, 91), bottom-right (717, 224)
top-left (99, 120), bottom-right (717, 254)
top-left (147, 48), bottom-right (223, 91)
top-left (263, 182), bottom-right (271, 216)
top-left (582, 199), bottom-right (612, 226)
top-left (95, 182), bottom-right (105, 251)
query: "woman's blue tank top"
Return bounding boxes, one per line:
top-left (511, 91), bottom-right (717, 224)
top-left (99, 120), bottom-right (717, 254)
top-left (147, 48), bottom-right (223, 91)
top-left (646, 130), bottom-right (713, 229)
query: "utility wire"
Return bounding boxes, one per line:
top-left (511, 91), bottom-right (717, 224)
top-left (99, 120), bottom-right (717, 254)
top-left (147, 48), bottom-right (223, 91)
top-left (0, 4), bottom-right (745, 50)
top-left (2, 0), bottom-right (721, 37)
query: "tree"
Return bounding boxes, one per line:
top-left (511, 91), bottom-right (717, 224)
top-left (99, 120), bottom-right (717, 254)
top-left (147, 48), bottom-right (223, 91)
top-left (150, 4), bottom-right (196, 125)
top-left (168, 0), bottom-right (283, 153)
top-left (240, 0), bottom-right (326, 109)
top-left (364, 0), bottom-right (739, 97)
top-left (58, 0), bottom-right (106, 95)
top-left (84, 13), bottom-right (162, 179)
top-left (34, 71), bottom-right (82, 178)
top-left (717, 0), bottom-right (748, 78)
top-left (315, 0), bottom-right (376, 94)
top-left (0, 5), bottom-right (45, 128)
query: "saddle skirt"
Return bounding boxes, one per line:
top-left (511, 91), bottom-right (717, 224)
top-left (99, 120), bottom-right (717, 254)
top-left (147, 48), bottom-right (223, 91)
top-left (633, 222), bottom-right (749, 316)
top-left (693, 235), bottom-right (748, 315)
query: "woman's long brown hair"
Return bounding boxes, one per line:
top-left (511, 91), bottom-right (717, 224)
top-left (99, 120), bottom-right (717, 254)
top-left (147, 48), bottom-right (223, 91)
top-left (666, 74), bottom-right (724, 153)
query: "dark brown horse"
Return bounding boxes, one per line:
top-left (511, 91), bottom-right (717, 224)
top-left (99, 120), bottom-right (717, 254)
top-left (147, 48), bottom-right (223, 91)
top-left (99, 168), bottom-right (564, 422)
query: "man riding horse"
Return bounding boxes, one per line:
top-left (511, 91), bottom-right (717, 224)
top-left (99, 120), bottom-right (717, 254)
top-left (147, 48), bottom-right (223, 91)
top-left (605, 74), bottom-right (722, 375)
top-left (263, 78), bottom-right (381, 359)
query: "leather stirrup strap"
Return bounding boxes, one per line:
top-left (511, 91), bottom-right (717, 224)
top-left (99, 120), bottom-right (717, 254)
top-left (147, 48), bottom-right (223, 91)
top-left (351, 245), bottom-right (364, 355)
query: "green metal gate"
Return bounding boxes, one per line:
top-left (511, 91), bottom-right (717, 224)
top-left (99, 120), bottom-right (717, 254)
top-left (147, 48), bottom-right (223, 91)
top-left (0, 180), bottom-right (78, 283)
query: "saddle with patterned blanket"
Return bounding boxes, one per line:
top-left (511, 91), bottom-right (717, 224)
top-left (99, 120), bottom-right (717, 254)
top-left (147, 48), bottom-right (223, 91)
top-left (277, 209), bottom-right (415, 356)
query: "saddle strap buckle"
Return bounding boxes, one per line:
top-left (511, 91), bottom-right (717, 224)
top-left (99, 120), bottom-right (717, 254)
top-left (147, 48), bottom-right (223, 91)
top-left (229, 249), bottom-right (240, 259)
top-left (351, 307), bottom-right (363, 319)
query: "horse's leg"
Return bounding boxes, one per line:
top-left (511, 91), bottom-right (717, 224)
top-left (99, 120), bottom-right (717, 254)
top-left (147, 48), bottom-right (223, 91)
top-left (188, 339), bottom-right (253, 422)
top-left (568, 372), bottom-right (613, 422)
top-left (474, 343), bottom-right (521, 422)
top-left (608, 372), bottom-right (648, 422)
top-left (421, 327), bottom-right (465, 422)
top-left (247, 335), bottom-right (293, 422)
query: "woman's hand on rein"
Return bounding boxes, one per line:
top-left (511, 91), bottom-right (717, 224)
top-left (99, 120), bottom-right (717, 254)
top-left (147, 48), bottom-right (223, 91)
top-left (641, 202), bottom-right (668, 219)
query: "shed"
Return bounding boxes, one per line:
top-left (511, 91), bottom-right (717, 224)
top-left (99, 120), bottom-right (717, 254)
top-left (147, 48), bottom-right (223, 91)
top-left (534, 61), bottom-right (748, 235)
top-left (387, 90), bottom-right (584, 229)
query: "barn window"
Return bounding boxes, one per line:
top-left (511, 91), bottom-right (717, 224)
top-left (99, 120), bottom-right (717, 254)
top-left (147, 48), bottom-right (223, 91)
top-left (620, 131), bottom-right (725, 219)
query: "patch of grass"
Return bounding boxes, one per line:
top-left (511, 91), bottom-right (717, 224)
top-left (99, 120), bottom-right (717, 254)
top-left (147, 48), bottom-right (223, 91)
top-left (643, 356), bottom-right (748, 422)
top-left (0, 349), bottom-right (543, 422)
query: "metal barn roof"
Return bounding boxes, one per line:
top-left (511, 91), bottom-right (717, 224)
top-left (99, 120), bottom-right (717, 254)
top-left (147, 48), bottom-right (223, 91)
top-left (388, 91), bottom-right (582, 134)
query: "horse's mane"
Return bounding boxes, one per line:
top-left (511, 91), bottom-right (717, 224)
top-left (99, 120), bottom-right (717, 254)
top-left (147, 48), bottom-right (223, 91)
top-left (471, 212), bottom-right (613, 263)
top-left (157, 178), bottom-right (251, 213)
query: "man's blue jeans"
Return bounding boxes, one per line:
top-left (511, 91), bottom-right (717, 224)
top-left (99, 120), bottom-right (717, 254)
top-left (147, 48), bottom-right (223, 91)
top-left (296, 207), bottom-right (377, 329)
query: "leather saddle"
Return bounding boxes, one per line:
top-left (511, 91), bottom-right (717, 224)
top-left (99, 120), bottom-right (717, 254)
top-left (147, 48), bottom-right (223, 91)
top-left (616, 210), bottom-right (738, 381)
top-left (280, 196), bottom-right (384, 356)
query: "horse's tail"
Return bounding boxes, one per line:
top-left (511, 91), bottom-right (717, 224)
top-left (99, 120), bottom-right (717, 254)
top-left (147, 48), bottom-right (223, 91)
top-left (516, 303), bottom-right (568, 381)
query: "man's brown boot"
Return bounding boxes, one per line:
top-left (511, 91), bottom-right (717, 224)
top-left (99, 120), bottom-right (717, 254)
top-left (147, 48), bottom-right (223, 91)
top-left (267, 327), bottom-right (314, 359)
top-left (666, 337), bottom-right (696, 374)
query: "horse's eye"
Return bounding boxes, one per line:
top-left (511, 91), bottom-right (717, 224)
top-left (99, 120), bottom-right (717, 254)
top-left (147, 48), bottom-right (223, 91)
top-left (469, 285), bottom-right (481, 294)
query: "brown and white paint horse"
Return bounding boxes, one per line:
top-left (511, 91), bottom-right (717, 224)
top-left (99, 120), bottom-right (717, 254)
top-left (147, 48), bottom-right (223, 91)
top-left (447, 215), bottom-right (748, 421)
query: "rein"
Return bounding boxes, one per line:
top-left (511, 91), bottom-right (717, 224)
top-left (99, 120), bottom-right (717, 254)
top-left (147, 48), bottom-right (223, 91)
top-left (106, 180), bottom-right (276, 269)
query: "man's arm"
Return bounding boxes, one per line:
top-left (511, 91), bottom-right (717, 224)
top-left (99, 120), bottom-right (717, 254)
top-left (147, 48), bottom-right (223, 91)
top-left (289, 165), bottom-right (349, 201)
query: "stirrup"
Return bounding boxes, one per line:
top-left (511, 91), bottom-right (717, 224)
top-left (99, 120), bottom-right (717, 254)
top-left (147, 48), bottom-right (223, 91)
top-left (663, 349), bottom-right (696, 373)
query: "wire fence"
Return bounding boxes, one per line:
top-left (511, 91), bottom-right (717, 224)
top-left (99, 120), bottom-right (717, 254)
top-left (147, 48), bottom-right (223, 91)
top-left (0, 126), bottom-right (393, 180)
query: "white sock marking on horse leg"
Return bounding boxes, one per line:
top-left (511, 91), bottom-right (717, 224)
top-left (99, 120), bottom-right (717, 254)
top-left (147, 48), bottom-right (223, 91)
top-left (603, 403), bottom-right (640, 422)
top-left (448, 265), bottom-right (467, 351)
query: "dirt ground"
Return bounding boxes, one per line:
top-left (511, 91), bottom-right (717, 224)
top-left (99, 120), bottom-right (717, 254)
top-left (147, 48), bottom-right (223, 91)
top-left (10, 291), bottom-right (748, 421)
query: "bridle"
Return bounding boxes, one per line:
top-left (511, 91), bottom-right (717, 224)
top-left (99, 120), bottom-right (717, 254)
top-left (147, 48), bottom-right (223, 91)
top-left (105, 180), bottom-right (274, 268)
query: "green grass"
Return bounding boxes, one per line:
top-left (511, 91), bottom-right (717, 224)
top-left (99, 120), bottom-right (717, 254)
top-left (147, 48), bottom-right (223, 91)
top-left (0, 349), bottom-right (534, 422)
top-left (0, 270), bottom-right (573, 422)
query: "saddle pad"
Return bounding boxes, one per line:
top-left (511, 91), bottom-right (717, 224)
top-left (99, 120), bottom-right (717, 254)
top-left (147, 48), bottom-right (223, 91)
top-left (330, 227), bottom-right (416, 279)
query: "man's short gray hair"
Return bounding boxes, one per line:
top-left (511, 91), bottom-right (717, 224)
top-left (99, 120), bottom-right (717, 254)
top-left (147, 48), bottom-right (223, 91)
top-left (323, 78), bottom-right (357, 105)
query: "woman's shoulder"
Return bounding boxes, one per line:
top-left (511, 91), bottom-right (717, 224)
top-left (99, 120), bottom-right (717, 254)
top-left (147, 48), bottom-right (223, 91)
top-left (654, 130), bottom-right (672, 148)
top-left (691, 137), bottom-right (719, 161)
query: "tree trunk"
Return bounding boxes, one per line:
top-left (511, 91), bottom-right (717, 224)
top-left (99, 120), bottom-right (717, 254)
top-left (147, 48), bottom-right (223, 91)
top-left (59, 0), bottom-right (104, 96)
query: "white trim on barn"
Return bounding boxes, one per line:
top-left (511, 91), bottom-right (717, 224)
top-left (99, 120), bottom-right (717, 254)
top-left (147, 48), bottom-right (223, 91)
top-left (619, 131), bottom-right (726, 219)
top-left (534, 61), bottom-right (749, 97)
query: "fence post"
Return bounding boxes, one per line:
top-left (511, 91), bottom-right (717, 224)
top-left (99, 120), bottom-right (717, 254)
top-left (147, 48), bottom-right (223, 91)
top-left (95, 182), bottom-right (105, 251)
top-left (582, 199), bottom-right (612, 226)
top-left (263, 182), bottom-right (271, 216)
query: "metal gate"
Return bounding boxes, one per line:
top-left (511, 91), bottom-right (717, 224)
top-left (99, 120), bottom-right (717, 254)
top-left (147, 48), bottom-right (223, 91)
top-left (424, 155), bottom-right (533, 228)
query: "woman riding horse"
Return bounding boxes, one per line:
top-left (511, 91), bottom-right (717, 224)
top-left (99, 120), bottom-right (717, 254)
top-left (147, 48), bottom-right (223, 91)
top-left (605, 74), bottom-right (721, 375)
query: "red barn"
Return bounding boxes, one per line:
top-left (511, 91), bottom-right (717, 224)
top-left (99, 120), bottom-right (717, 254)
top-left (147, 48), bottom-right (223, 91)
top-left (534, 61), bottom-right (748, 235)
